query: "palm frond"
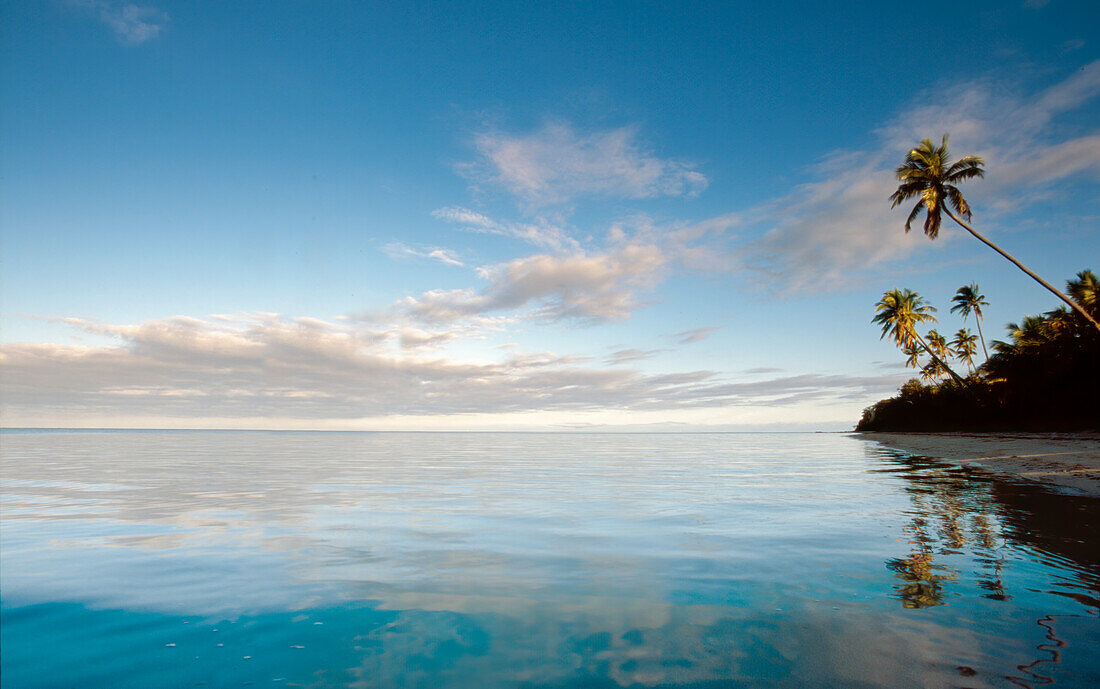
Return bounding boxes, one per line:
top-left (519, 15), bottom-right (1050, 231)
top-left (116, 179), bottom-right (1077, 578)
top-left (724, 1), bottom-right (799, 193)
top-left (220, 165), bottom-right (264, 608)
top-left (945, 156), bottom-right (984, 181)
top-left (945, 186), bottom-right (971, 219)
top-left (903, 202), bottom-right (922, 233)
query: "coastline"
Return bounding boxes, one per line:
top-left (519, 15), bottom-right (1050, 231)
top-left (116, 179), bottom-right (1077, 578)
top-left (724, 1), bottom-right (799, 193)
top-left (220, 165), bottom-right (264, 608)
top-left (854, 431), bottom-right (1100, 497)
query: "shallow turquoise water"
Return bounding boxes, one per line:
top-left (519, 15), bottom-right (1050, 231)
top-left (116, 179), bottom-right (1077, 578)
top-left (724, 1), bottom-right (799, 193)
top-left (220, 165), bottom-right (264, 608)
top-left (1, 430), bottom-right (1097, 688)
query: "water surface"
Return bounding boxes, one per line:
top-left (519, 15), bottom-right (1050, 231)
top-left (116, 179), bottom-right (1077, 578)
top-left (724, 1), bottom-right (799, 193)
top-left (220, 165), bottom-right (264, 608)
top-left (2, 431), bottom-right (1097, 687)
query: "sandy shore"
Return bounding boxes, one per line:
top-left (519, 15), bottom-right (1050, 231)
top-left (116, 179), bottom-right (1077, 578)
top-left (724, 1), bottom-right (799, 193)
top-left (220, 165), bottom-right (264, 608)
top-left (854, 432), bottom-right (1100, 496)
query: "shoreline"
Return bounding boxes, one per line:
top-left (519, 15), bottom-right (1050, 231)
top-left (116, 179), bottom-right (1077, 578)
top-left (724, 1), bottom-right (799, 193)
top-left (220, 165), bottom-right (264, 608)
top-left (854, 431), bottom-right (1100, 496)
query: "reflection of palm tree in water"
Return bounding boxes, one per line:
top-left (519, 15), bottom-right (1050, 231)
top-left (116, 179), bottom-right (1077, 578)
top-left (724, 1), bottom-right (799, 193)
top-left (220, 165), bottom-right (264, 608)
top-left (878, 451), bottom-right (1097, 686)
top-left (1006, 615), bottom-right (1067, 689)
top-left (886, 509), bottom-right (958, 608)
top-left (972, 513), bottom-right (1011, 601)
top-left (885, 460), bottom-right (1012, 608)
top-left (873, 447), bottom-right (1098, 684)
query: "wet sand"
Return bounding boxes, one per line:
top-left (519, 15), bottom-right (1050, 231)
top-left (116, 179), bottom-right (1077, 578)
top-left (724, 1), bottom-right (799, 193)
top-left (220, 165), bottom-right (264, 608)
top-left (855, 432), bottom-right (1100, 496)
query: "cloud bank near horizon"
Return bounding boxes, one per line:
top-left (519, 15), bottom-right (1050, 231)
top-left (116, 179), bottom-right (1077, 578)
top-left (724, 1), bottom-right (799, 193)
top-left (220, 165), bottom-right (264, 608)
top-left (0, 314), bottom-right (903, 426)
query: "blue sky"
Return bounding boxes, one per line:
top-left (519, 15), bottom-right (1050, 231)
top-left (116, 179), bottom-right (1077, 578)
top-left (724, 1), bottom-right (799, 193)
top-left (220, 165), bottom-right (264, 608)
top-left (2, 0), bottom-right (1098, 429)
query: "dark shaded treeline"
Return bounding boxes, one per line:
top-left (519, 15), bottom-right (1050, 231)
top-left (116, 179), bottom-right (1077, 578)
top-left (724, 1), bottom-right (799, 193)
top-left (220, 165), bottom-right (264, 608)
top-left (858, 270), bottom-right (1099, 432)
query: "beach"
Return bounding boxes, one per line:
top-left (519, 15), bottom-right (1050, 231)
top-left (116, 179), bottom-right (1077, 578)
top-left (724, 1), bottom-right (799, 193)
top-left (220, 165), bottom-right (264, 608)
top-left (856, 432), bottom-right (1100, 496)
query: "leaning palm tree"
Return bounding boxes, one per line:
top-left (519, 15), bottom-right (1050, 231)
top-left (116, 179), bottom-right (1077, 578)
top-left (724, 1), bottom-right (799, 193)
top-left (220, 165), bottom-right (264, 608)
top-left (950, 283), bottom-right (989, 360)
top-left (873, 288), bottom-right (965, 383)
top-left (951, 328), bottom-right (978, 373)
top-left (889, 135), bottom-right (1100, 333)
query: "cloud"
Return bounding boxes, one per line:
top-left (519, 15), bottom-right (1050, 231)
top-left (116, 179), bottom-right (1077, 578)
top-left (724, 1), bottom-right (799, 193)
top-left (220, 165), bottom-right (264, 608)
top-left (0, 315), bottom-right (904, 423)
top-left (466, 123), bottom-right (708, 206)
top-left (397, 241), bottom-right (668, 324)
top-left (739, 61), bottom-right (1100, 291)
top-left (743, 367), bottom-right (784, 375)
top-left (672, 327), bottom-right (720, 344)
top-left (395, 327), bottom-right (461, 350)
top-left (383, 241), bottom-right (464, 267)
top-left (73, 1), bottom-right (168, 44)
top-left (432, 207), bottom-right (580, 252)
top-left (1061, 39), bottom-right (1086, 54)
top-left (605, 348), bottom-right (664, 365)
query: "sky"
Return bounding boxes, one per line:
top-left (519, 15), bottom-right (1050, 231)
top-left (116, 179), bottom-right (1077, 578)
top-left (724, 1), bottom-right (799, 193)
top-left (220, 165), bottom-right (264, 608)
top-left (1, 0), bottom-right (1098, 430)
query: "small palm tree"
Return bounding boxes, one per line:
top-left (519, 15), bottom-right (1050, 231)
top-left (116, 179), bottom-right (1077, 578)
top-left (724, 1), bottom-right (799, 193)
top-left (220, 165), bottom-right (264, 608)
top-left (951, 328), bottom-right (978, 373)
top-left (921, 359), bottom-right (946, 382)
top-left (902, 342), bottom-right (923, 370)
top-left (926, 329), bottom-right (951, 362)
top-left (872, 288), bottom-right (965, 383)
top-left (950, 284), bottom-right (989, 361)
top-left (890, 135), bottom-right (1100, 334)
top-left (925, 329), bottom-right (955, 382)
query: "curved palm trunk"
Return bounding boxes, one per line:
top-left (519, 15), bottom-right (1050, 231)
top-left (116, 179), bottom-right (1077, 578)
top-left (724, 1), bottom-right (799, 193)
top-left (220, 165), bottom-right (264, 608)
top-left (944, 208), bottom-right (1100, 335)
top-left (974, 314), bottom-right (988, 362)
top-left (911, 330), bottom-right (966, 384)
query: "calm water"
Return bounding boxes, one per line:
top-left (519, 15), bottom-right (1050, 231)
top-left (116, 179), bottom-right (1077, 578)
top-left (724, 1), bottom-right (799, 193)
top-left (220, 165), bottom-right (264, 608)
top-left (1, 431), bottom-right (1097, 688)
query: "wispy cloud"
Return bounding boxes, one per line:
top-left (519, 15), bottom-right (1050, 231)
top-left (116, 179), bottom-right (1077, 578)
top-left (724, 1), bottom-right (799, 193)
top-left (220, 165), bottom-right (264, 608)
top-left (672, 326), bottom-right (720, 344)
top-left (0, 315), bottom-right (903, 423)
top-left (383, 241), bottom-right (465, 267)
top-left (605, 348), bottom-right (665, 365)
top-left (432, 207), bottom-right (580, 252)
top-left (73, 1), bottom-right (168, 44)
top-left (1061, 39), bottom-right (1086, 54)
top-left (396, 241), bottom-right (668, 324)
top-left (465, 123), bottom-right (708, 206)
top-left (739, 61), bottom-right (1100, 291)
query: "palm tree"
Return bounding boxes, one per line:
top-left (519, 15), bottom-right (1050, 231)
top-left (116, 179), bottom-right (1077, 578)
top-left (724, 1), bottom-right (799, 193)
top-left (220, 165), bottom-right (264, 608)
top-left (1067, 270), bottom-right (1100, 320)
top-left (873, 288), bottom-right (965, 383)
top-left (902, 342), bottom-right (923, 370)
top-left (950, 284), bottom-right (989, 360)
top-left (921, 359), bottom-right (946, 382)
top-left (927, 329), bottom-right (951, 361)
top-left (889, 135), bottom-right (1100, 334)
top-left (925, 329), bottom-right (953, 381)
top-left (951, 328), bottom-right (978, 373)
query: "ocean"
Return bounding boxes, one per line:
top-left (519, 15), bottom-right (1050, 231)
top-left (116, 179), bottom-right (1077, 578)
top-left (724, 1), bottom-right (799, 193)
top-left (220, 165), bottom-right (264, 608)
top-left (1, 430), bottom-right (1097, 688)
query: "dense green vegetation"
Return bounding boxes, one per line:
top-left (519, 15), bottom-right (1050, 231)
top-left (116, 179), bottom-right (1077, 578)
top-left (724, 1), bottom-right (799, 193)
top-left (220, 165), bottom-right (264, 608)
top-left (857, 135), bottom-right (1099, 431)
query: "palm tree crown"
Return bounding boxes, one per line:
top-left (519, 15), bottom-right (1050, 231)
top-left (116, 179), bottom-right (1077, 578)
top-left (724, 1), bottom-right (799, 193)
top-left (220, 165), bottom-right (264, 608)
top-left (889, 135), bottom-right (984, 239)
top-left (951, 328), bottom-right (978, 372)
top-left (873, 288), bottom-right (937, 349)
top-left (902, 343), bottom-right (922, 369)
top-left (1067, 270), bottom-right (1100, 319)
top-left (927, 329), bottom-right (951, 360)
top-left (950, 283), bottom-right (987, 319)
top-left (951, 283), bottom-right (990, 360)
